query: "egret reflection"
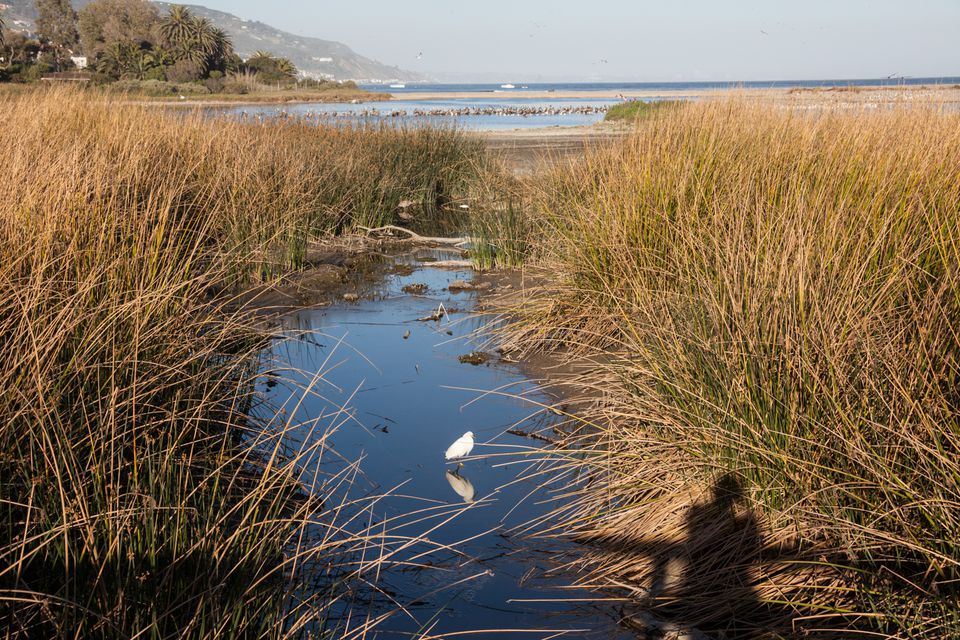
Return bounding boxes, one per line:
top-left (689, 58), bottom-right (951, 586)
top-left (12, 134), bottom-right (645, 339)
top-left (445, 469), bottom-right (476, 503)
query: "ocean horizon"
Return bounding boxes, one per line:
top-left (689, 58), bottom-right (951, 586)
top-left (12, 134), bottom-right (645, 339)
top-left (363, 77), bottom-right (960, 93)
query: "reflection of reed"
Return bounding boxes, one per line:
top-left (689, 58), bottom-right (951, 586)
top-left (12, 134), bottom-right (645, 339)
top-left (445, 469), bottom-right (476, 503)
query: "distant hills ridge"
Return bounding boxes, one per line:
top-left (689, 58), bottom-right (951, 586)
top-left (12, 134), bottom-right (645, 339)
top-left (0, 0), bottom-right (422, 82)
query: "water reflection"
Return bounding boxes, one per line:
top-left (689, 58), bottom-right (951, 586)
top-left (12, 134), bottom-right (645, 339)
top-left (445, 469), bottom-right (476, 503)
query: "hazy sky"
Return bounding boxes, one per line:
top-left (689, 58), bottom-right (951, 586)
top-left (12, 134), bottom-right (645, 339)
top-left (199, 0), bottom-right (958, 81)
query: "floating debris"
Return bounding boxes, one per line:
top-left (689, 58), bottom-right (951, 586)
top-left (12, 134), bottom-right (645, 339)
top-left (417, 302), bottom-right (447, 322)
top-left (458, 352), bottom-right (491, 366)
top-left (402, 283), bottom-right (429, 295)
top-left (449, 279), bottom-right (493, 292)
top-left (403, 330), bottom-right (411, 340)
top-left (390, 263), bottom-right (416, 276)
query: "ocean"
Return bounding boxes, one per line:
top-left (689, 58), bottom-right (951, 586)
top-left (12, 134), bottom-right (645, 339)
top-left (363, 77), bottom-right (960, 94)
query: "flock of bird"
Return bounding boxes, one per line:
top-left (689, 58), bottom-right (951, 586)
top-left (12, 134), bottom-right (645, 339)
top-left (236, 105), bottom-right (608, 121)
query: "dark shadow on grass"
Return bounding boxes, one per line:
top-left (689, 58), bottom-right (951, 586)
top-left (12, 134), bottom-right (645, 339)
top-left (582, 474), bottom-right (870, 639)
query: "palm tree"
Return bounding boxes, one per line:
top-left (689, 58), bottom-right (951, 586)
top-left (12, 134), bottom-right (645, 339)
top-left (210, 27), bottom-right (232, 57)
top-left (144, 48), bottom-right (174, 69)
top-left (275, 57), bottom-right (296, 79)
top-left (191, 16), bottom-right (217, 54)
top-left (96, 40), bottom-right (137, 78)
top-left (246, 50), bottom-right (297, 82)
top-left (159, 5), bottom-right (194, 47)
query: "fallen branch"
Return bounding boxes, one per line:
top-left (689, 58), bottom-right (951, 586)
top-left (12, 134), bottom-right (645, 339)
top-left (358, 225), bottom-right (475, 248)
top-left (417, 302), bottom-right (448, 322)
top-left (506, 429), bottom-right (557, 444)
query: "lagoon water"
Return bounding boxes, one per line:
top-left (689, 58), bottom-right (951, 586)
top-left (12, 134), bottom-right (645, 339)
top-left (259, 252), bottom-right (631, 638)
top-left (218, 77), bottom-right (960, 132)
top-left (218, 96), bottom-right (622, 130)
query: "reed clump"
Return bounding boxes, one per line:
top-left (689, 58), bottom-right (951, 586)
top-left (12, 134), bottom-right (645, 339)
top-left (503, 100), bottom-right (960, 636)
top-left (603, 99), bottom-right (684, 122)
top-left (0, 89), bottom-right (484, 637)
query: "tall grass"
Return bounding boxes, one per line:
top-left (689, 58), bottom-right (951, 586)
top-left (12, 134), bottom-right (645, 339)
top-left (500, 100), bottom-right (960, 635)
top-left (0, 89), bottom-right (486, 637)
top-left (603, 99), bottom-right (684, 122)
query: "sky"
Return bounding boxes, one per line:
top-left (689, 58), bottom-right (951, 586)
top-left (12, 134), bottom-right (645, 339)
top-left (197, 0), bottom-right (958, 81)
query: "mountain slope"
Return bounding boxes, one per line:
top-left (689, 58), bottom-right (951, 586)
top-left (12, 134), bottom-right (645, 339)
top-left (151, 3), bottom-right (420, 82)
top-left (0, 0), bottom-right (420, 81)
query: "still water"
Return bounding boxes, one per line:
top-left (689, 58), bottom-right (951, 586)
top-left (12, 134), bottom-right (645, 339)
top-left (259, 251), bottom-right (631, 638)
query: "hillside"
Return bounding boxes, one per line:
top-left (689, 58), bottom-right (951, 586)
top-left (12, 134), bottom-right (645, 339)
top-left (0, 0), bottom-right (420, 82)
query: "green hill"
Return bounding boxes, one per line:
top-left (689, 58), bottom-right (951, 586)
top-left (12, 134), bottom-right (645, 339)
top-left (0, 0), bottom-right (421, 81)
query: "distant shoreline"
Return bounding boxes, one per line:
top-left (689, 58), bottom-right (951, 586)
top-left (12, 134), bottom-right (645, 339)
top-left (391, 84), bottom-right (960, 101)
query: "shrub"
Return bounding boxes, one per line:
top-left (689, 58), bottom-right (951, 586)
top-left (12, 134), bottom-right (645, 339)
top-left (204, 75), bottom-right (224, 93)
top-left (173, 81), bottom-right (210, 95)
top-left (110, 78), bottom-right (176, 95)
top-left (142, 64), bottom-right (166, 81)
top-left (165, 58), bottom-right (202, 83)
top-left (21, 61), bottom-right (52, 82)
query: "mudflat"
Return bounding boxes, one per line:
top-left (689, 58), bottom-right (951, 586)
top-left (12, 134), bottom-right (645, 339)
top-left (479, 124), bottom-right (626, 173)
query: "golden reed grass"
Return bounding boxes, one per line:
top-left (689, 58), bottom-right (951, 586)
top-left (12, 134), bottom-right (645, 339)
top-left (495, 99), bottom-right (960, 637)
top-left (0, 89), bottom-right (485, 638)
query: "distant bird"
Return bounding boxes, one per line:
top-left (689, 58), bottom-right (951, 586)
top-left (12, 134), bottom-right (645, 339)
top-left (445, 431), bottom-right (475, 461)
top-left (760, 29), bottom-right (769, 35)
top-left (445, 470), bottom-right (476, 503)
top-left (599, 58), bottom-right (608, 64)
top-left (417, 51), bottom-right (423, 60)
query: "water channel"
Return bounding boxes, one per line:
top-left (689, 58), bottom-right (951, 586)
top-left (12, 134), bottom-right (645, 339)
top-left (257, 250), bottom-right (631, 638)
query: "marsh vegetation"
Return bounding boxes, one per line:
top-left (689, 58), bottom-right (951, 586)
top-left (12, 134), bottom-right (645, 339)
top-left (2, 85), bottom-right (958, 639)
top-left (486, 99), bottom-right (960, 637)
top-left (0, 89), bottom-right (493, 637)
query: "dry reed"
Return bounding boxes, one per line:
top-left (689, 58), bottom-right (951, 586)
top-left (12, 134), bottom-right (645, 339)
top-left (495, 99), bottom-right (960, 637)
top-left (0, 89), bottom-right (487, 638)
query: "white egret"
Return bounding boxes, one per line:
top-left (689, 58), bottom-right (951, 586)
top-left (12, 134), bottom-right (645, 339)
top-left (445, 431), bottom-right (474, 461)
top-left (445, 470), bottom-right (475, 503)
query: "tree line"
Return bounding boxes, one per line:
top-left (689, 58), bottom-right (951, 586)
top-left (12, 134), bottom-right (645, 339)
top-left (0, 0), bottom-right (298, 87)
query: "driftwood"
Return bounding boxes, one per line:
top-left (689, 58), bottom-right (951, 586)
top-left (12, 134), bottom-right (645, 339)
top-left (416, 302), bottom-right (447, 322)
top-left (506, 429), bottom-right (557, 444)
top-left (358, 225), bottom-right (474, 248)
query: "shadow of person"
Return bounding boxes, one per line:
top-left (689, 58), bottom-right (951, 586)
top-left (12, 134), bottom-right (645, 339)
top-left (649, 473), bottom-right (768, 636)
top-left (580, 472), bottom-right (818, 639)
